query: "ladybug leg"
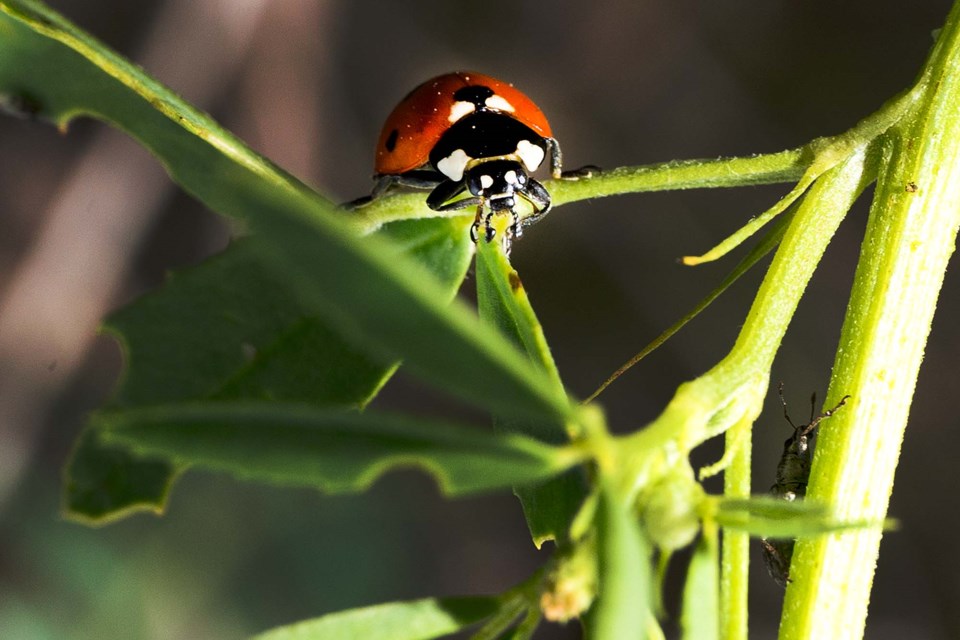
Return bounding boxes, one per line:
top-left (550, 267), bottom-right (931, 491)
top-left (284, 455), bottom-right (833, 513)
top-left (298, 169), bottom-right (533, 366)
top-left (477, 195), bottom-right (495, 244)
top-left (545, 137), bottom-right (564, 179)
top-left (426, 180), bottom-right (480, 211)
top-left (434, 197), bottom-right (484, 213)
top-left (544, 137), bottom-right (600, 181)
top-left (508, 210), bottom-right (522, 239)
top-left (483, 211), bottom-right (497, 242)
top-left (344, 171), bottom-right (444, 208)
top-left (516, 178), bottom-right (552, 229)
top-left (391, 170), bottom-right (447, 190)
top-left (467, 204), bottom-right (497, 243)
top-left (561, 164), bottom-right (601, 180)
top-left (469, 203), bottom-right (486, 243)
top-left (431, 182), bottom-right (492, 243)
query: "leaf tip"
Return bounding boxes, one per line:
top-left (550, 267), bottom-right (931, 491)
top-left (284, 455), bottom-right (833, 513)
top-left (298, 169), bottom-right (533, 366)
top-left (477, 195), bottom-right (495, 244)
top-left (60, 492), bottom-right (169, 528)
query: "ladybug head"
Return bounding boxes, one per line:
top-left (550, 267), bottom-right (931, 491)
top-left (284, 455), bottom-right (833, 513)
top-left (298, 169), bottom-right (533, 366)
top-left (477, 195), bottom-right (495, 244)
top-left (465, 159), bottom-right (528, 211)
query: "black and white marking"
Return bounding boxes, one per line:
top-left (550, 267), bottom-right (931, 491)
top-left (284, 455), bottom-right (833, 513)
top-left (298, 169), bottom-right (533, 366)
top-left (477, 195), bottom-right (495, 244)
top-left (446, 84), bottom-right (517, 125)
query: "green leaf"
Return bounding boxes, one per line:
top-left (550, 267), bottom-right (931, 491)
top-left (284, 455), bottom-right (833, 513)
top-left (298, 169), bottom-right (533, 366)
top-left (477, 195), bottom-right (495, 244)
top-left (110, 241), bottom-right (380, 408)
top-left (680, 528), bottom-right (719, 640)
top-left (474, 240), bottom-right (565, 397)
top-left (499, 609), bottom-right (540, 640)
top-left (0, 2), bottom-right (572, 419)
top-left (0, 2), bottom-right (578, 517)
top-left (109, 219), bottom-right (473, 408)
top-left (589, 483), bottom-right (651, 640)
top-left (251, 596), bottom-right (500, 640)
top-left (241, 192), bottom-right (573, 421)
top-left (62, 429), bottom-right (175, 522)
top-left (465, 594), bottom-right (528, 640)
top-left (96, 403), bottom-right (577, 496)
top-left (586, 205), bottom-right (796, 403)
top-left (475, 240), bottom-right (587, 547)
top-left (715, 496), bottom-right (884, 539)
top-left (64, 218), bottom-right (474, 523)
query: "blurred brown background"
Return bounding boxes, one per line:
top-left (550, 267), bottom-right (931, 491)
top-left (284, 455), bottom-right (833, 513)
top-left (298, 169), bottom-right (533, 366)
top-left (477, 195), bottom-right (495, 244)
top-left (0, 1), bottom-right (956, 638)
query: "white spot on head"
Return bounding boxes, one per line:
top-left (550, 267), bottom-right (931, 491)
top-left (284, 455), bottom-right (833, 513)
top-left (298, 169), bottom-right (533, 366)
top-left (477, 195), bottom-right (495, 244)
top-left (437, 149), bottom-right (471, 181)
top-left (480, 174), bottom-right (494, 190)
top-left (485, 95), bottom-right (515, 112)
top-left (504, 170), bottom-right (518, 185)
top-left (515, 140), bottom-right (545, 172)
top-left (448, 101), bottom-right (475, 123)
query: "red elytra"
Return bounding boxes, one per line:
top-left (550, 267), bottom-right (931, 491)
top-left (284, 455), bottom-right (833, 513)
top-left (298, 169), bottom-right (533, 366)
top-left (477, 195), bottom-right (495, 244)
top-left (374, 71), bottom-right (553, 176)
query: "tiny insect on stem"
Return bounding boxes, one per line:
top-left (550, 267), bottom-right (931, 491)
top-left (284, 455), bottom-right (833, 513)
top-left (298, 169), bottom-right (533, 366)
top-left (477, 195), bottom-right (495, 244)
top-left (762, 383), bottom-right (850, 587)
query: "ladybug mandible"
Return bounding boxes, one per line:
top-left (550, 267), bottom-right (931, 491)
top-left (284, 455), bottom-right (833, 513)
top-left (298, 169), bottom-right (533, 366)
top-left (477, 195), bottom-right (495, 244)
top-left (350, 72), bottom-right (580, 243)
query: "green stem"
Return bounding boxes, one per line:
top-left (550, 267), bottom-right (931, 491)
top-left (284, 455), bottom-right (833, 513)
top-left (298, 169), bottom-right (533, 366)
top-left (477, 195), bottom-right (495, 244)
top-left (780, 4), bottom-right (960, 637)
top-left (547, 149), bottom-right (807, 205)
top-left (613, 148), bottom-right (875, 640)
top-left (683, 84), bottom-right (924, 266)
top-left (720, 417), bottom-right (752, 640)
top-left (621, 148), bottom-right (875, 495)
top-left (347, 149), bottom-right (808, 234)
top-left (585, 205), bottom-right (796, 404)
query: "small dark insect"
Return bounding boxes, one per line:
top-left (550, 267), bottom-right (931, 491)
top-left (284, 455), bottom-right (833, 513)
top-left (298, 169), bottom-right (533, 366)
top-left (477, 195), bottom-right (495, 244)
top-left (761, 382), bottom-right (850, 588)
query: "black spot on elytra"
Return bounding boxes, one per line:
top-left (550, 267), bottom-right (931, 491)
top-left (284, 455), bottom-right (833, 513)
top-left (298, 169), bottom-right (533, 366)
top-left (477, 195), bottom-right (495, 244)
top-left (453, 85), bottom-right (494, 109)
top-left (385, 129), bottom-right (399, 152)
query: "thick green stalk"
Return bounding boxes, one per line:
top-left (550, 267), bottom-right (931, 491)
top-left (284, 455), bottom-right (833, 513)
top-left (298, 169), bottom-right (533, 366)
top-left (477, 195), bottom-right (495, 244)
top-left (618, 149), bottom-right (874, 640)
top-left (780, 4), bottom-right (960, 637)
top-left (719, 418), bottom-right (751, 640)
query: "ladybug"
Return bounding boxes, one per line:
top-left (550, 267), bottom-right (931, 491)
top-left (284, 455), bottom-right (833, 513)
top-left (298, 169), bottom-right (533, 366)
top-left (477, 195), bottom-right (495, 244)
top-left (350, 72), bottom-right (587, 242)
